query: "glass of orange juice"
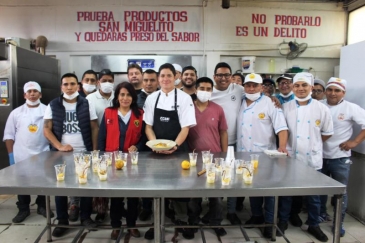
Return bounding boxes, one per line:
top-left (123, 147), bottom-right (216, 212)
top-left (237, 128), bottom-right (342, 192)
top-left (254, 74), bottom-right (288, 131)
top-left (250, 154), bottom-right (260, 169)
top-left (54, 164), bottom-right (66, 181)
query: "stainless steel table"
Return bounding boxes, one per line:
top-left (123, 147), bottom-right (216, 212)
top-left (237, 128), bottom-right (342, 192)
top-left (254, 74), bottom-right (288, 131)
top-left (0, 151), bottom-right (345, 243)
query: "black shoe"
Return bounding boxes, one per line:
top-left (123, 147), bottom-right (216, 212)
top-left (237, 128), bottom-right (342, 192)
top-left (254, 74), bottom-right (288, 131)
top-left (139, 209), bottom-right (152, 221)
top-left (262, 225), bottom-right (273, 239)
top-left (68, 205), bottom-right (79, 222)
top-left (37, 206), bottom-right (55, 218)
top-left (52, 220), bottom-right (69, 237)
top-left (276, 221), bottom-right (288, 237)
top-left (289, 214), bottom-right (303, 227)
top-left (81, 218), bottom-right (98, 230)
top-left (244, 215), bottom-right (264, 228)
top-left (12, 210), bottom-right (30, 223)
top-left (213, 227), bottom-right (227, 237)
top-left (95, 213), bottom-right (106, 224)
top-left (182, 228), bottom-right (195, 240)
top-left (227, 213), bottom-right (242, 225)
top-left (308, 225), bottom-right (329, 242)
top-left (144, 228), bottom-right (154, 240)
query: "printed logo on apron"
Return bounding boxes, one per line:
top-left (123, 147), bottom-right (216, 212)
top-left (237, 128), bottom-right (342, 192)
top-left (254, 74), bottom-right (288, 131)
top-left (258, 113), bottom-right (265, 119)
top-left (160, 117), bottom-right (170, 122)
top-left (338, 113), bottom-right (345, 121)
top-left (315, 119), bottom-right (321, 126)
top-left (134, 120), bottom-right (140, 127)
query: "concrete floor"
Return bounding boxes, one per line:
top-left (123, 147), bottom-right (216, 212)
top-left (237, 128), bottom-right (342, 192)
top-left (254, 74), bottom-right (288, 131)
top-left (0, 194), bottom-right (364, 243)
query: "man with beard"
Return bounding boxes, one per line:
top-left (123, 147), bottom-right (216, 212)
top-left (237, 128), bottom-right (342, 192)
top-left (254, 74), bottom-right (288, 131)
top-left (128, 64), bottom-right (143, 95)
top-left (181, 65), bottom-right (198, 101)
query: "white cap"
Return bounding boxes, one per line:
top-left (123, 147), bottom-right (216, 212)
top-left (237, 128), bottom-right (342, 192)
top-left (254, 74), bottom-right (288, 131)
top-left (244, 73), bottom-right (262, 84)
top-left (293, 72), bottom-right (314, 86)
top-left (172, 64), bottom-right (182, 73)
top-left (24, 81), bottom-right (41, 93)
top-left (314, 79), bottom-right (326, 89)
top-left (326, 77), bottom-right (347, 91)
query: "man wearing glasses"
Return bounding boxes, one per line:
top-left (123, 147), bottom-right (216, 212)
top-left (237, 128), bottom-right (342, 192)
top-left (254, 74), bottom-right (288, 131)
top-left (262, 78), bottom-right (276, 97)
top-left (276, 74), bottom-right (294, 104)
top-left (312, 79), bottom-right (326, 100)
top-left (210, 62), bottom-right (245, 227)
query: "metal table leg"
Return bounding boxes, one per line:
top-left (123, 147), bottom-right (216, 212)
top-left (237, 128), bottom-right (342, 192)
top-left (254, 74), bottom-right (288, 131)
top-left (46, 196), bottom-right (52, 242)
top-left (272, 196), bottom-right (278, 242)
top-left (154, 198), bottom-right (161, 243)
top-left (333, 194), bottom-right (343, 243)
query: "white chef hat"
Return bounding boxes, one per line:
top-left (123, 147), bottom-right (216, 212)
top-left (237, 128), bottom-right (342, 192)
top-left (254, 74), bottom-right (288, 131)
top-left (293, 72), bottom-right (314, 86)
top-left (172, 64), bottom-right (182, 73)
top-left (326, 77), bottom-right (347, 91)
top-left (24, 81), bottom-right (41, 93)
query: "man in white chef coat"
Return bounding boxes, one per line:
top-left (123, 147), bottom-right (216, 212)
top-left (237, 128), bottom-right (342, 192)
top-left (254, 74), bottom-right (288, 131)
top-left (320, 77), bottom-right (365, 237)
top-left (282, 72), bottom-right (333, 242)
top-left (3, 81), bottom-right (53, 223)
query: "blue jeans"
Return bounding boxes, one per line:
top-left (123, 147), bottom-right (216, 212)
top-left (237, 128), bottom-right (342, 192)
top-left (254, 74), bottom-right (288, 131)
top-left (305, 195), bottom-right (321, 226)
top-left (320, 157), bottom-right (351, 224)
top-left (249, 197), bottom-right (275, 223)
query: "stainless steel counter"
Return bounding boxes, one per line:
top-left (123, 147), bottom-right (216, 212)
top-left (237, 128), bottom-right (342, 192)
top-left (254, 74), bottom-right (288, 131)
top-left (0, 151), bottom-right (345, 197)
top-left (0, 151), bottom-right (346, 243)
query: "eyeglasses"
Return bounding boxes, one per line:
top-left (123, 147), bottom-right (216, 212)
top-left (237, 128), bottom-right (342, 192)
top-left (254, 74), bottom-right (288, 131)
top-left (278, 81), bottom-right (292, 86)
top-left (215, 73), bottom-right (231, 79)
top-left (263, 84), bottom-right (274, 87)
top-left (312, 89), bottom-right (323, 94)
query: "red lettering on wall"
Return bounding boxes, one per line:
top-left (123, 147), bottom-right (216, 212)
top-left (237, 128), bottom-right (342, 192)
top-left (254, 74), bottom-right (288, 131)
top-left (99, 22), bottom-right (120, 32)
top-left (253, 26), bottom-right (268, 37)
top-left (236, 26), bottom-right (248, 36)
top-left (252, 14), bottom-right (266, 24)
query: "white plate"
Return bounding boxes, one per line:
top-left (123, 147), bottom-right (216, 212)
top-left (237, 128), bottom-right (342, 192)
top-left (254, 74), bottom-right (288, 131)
top-left (146, 139), bottom-right (176, 151)
top-left (264, 150), bottom-right (288, 157)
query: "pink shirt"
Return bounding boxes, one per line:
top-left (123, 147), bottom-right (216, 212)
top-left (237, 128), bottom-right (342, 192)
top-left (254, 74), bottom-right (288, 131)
top-left (188, 101), bottom-right (228, 153)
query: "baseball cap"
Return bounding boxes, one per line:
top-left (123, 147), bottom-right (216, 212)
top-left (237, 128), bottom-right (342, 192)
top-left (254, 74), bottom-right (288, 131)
top-left (263, 78), bottom-right (275, 86)
top-left (172, 64), bottom-right (182, 73)
top-left (326, 77), bottom-right (347, 91)
top-left (244, 73), bottom-right (262, 84)
top-left (276, 73), bottom-right (293, 83)
top-left (314, 79), bottom-right (326, 90)
top-left (293, 72), bottom-right (314, 85)
top-left (24, 81), bottom-right (41, 93)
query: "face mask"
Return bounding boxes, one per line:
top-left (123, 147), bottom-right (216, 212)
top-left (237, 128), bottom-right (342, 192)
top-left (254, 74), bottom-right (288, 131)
top-left (245, 92), bottom-right (261, 101)
top-left (174, 78), bottom-right (181, 86)
top-left (294, 92), bottom-right (312, 102)
top-left (83, 83), bottom-right (96, 93)
top-left (196, 91), bottom-right (212, 103)
top-left (63, 92), bottom-right (79, 100)
top-left (279, 91), bottom-right (293, 98)
top-left (100, 82), bottom-right (114, 93)
top-left (26, 99), bottom-right (40, 106)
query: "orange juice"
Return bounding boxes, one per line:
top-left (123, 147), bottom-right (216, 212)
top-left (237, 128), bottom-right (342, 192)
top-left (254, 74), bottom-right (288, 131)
top-left (56, 173), bottom-right (64, 181)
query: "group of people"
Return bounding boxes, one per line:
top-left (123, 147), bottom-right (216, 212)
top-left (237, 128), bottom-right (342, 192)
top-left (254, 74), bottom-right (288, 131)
top-left (3, 61), bottom-right (365, 242)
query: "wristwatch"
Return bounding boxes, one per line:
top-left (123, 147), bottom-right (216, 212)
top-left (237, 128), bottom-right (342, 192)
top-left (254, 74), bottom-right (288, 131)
top-left (175, 144), bottom-right (179, 149)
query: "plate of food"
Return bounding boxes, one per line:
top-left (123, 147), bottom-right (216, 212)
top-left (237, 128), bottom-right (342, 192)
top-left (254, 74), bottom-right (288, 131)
top-left (146, 139), bottom-right (176, 151)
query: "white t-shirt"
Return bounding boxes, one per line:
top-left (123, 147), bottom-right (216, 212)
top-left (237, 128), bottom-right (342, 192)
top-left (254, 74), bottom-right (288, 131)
top-left (44, 100), bottom-right (97, 150)
top-left (3, 103), bottom-right (49, 163)
top-left (211, 83), bottom-right (245, 145)
top-left (237, 95), bottom-right (288, 152)
top-left (283, 99), bottom-right (333, 170)
top-left (322, 100), bottom-right (365, 159)
top-left (86, 90), bottom-right (114, 125)
top-left (143, 88), bottom-right (196, 128)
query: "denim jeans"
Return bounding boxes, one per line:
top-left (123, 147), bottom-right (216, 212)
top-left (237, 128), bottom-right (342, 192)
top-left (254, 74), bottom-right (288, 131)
top-left (69, 196), bottom-right (80, 207)
top-left (320, 157), bottom-right (351, 223)
top-left (278, 196), bottom-right (292, 222)
top-left (305, 195), bottom-right (321, 226)
top-left (55, 196), bottom-right (92, 221)
top-left (249, 196), bottom-right (275, 223)
top-left (227, 197), bottom-right (237, 214)
top-left (17, 195), bottom-right (45, 210)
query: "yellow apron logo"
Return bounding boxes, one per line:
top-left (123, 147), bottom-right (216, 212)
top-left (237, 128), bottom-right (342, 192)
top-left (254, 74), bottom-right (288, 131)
top-left (249, 73), bottom-right (255, 79)
top-left (134, 120), bottom-right (140, 127)
top-left (258, 113), bottom-right (265, 119)
top-left (28, 124), bottom-right (38, 133)
top-left (315, 119), bottom-right (321, 126)
top-left (336, 78), bottom-right (342, 82)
